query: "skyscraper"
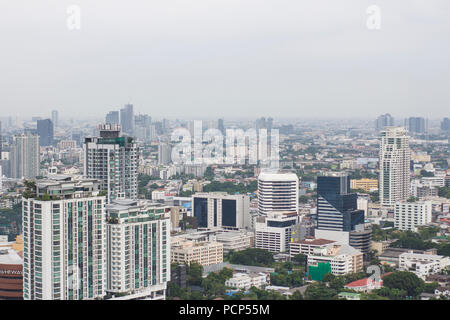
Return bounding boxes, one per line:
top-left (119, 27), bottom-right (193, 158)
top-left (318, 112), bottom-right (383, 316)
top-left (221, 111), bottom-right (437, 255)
top-left (22, 176), bottom-right (107, 300)
top-left (120, 104), bottom-right (134, 135)
top-left (84, 124), bottom-right (138, 203)
top-left (51, 110), bottom-right (58, 128)
top-left (406, 117), bottom-right (427, 134)
top-left (10, 133), bottom-right (40, 179)
top-left (375, 113), bottom-right (394, 131)
top-left (218, 118), bottom-right (225, 135)
top-left (36, 119), bottom-right (54, 146)
top-left (134, 114), bottom-right (151, 142)
top-left (441, 117), bottom-right (450, 131)
top-left (105, 111), bottom-right (120, 125)
top-left (257, 172), bottom-right (299, 215)
top-left (158, 143), bottom-right (172, 165)
top-left (316, 174), bottom-right (364, 232)
top-left (379, 127), bottom-right (411, 207)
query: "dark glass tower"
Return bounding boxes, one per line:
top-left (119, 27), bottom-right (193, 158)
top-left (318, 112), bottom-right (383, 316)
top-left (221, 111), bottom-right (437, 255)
top-left (316, 175), bottom-right (364, 231)
top-left (36, 118), bottom-right (54, 146)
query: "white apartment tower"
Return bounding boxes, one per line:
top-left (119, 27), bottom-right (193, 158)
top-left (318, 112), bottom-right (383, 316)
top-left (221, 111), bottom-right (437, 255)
top-left (394, 201), bottom-right (432, 231)
top-left (106, 200), bottom-right (171, 300)
top-left (379, 127), bottom-right (411, 207)
top-left (84, 124), bottom-right (138, 203)
top-left (257, 172), bottom-right (299, 215)
top-left (22, 176), bottom-right (107, 300)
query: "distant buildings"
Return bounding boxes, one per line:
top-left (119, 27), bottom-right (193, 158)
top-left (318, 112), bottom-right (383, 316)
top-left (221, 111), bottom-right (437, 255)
top-left (257, 172), bottom-right (299, 215)
top-left (51, 110), bottom-right (58, 128)
top-left (405, 117), bottom-right (427, 134)
top-left (379, 127), bottom-right (411, 207)
top-left (22, 176), bottom-right (107, 300)
top-left (83, 124), bottom-right (138, 202)
top-left (120, 104), bottom-right (134, 135)
top-left (394, 201), bottom-right (432, 231)
top-left (105, 111), bottom-right (120, 125)
top-left (10, 133), bottom-right (40, 179)
top-left (192, 192), bottom-right (250, 230)
top-left (375, 113), bottom-right (394, 131)
top-left (158, 143), bottom-right (172, 165)
top-left (441, 117), bottom-right (450, 132)
top-left (36, 119), bottom-right (54, 146)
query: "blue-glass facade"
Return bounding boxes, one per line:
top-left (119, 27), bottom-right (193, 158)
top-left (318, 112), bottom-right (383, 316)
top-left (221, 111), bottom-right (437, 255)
top-left (317, 175), bottom-right (364, 231)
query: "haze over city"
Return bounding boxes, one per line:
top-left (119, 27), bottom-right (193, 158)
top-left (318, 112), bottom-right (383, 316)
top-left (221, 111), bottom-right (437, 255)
top-left (1, 0), bottom-right (450, 119)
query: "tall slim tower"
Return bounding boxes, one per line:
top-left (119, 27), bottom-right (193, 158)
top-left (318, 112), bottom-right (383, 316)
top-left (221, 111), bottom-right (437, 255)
top-left (379, 127), bottom-right (411, 207)
top-left (120, 104), bottom-right (134, 135)
top-left (10, 133), bottom-right (40, 179)
top-left (51, 110), bottom-right (59, 128)
top-left (84, 124), bottom-right (138, 203)
top-left (37, 119), bottom-right (54, 146)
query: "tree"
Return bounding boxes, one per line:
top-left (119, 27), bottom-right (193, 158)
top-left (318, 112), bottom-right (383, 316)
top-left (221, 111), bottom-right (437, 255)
top-left (304, 283), bottom-right (337, 300)
top-left (292, 253), bottom-right (307, 266)
top-left (187, 262), bottom-right (203, 286)
top-left (228, 248), bottom-right (274, 267)
top-left (290, 290), bottom-right (304, 300)
top-left (382, 271), bottom-right (424, 298)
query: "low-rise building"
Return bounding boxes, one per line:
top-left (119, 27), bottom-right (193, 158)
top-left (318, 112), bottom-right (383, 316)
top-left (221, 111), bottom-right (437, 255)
top-left (225, 272), bottom-right (268, 290)
top-left (398, 252), bottom-right (450, 279)
top-left (171, 239), bottom-right (223, 267)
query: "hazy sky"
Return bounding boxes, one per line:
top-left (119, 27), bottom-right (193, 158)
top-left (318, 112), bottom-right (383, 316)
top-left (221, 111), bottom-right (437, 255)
top-left (0, 0), bottom-right (449, 119)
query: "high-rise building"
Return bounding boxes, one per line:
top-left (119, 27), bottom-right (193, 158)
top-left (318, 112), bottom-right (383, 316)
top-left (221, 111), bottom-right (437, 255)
top-left (51, 110), bottom-right (58, 128)
top-left (406, 117), bottom-right (427, 134)
top-left (134, 114), bottom-right (151, 142)
top-left (267, 117), bottom-right (273, 132)
top-left (441, 117), bottom-right (450, 132)
top-left (192, 192), bottom-right (250, 230)
top-left (105, 111), bottom-right (120, 125)
top-left (316, 174), bottom-right (365, 232)
top-left (105, 199), bottom-right (171, 300)
top-left (158, 143), bottom-right (172, 165)
top-left (120, 104), bottom-right (134, 135)
top-left (10, 133), bottom-right (40, 179)
top-left (22, 176), bottom-right (107, 300)
top-left (255, 117), bottom-right (266, 131)
top-left (36, 119), bottom-right (54, 146)
top-left (84, 124), bottom-right (138, 203)
top-left (257, 172), bottom-right (299, 215)
top-left (379, 127), bottom-right (411, 207)
top-left (218, 118), bottom-right (225, 135)
top-left (375, 114), bottom-right (394, 131)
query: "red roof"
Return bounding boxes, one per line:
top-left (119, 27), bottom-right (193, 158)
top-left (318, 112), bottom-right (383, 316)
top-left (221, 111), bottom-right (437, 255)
top-left (345, 273), bottom-right (392, 288)
top-left (345, 278), bottom-right (370, 288)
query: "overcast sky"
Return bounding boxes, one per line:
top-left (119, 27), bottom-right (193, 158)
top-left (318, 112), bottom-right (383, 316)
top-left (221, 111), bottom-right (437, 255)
top-left (0, 0), bottom-right (449, 120)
